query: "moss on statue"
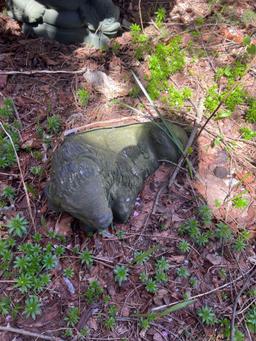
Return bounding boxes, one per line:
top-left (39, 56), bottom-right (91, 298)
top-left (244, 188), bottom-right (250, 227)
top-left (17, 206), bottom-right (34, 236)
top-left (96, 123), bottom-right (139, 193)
top-left (7, 0), bottom-right (120, 47)
top-left (46, 122), bottom-right (188, 232)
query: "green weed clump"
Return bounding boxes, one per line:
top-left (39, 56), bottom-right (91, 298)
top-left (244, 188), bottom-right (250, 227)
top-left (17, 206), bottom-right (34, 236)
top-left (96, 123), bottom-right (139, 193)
top-left (246, 305), bottom-right (256, 334)
top-left (85, 280), bottom-right (103, 304)
top-left (147, 37), bottom-right (186, 100)
top-left (7, 214), bottom-right (28, 237)
top-left (155, 7), bottom-right (166, 28)
top-left (130, 23), bottom-right (151, 60)
top-left (197, 305), bottom-right (217, 325)
top-left (0, 99), bottom-right (20, 169)
top-left (76, 88), bottom-right (90, 107)
top-left (47, 114), bottom-right (62, 134)
top-left (104, 305), bottom-right (117, 330)
top-left (65, 306), bottom-right (80, 327)
top-left (114, 265), bottom-right (129, 286)
top-left (24, 295), bottom-right (41, 320)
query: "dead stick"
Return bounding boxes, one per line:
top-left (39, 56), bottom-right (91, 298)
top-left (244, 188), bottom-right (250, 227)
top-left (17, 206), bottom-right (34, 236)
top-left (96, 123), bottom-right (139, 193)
top-left (0, 121), bottom-right (35, 230)
top-left (230, 266), bottom-right (256, 341)
top-left (0, 67), bottom-right (87, 76)
top-left (152, 265), bottom-right (255, 312)
top-left (0, 325), bottom-right (63, 341)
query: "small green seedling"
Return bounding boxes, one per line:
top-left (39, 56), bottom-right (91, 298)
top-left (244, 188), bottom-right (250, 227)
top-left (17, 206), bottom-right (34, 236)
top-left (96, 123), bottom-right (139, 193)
top-left (155, 7), bottom-right (166, 27)
top-left (7, 214), bottom-right (28, 237)
top-left (240, 127), bottom-right (256, 140)
top-left (215, 222), bottom-right (233, 242)
top-left (232, 195), bottom-right (249, 209)
top-left (85, 280), bottom-right (103, 304)
top-left (63, 267), bottom-right (74, 279)
top-left (2, 186), bottom-right (16, 200)
top-left (145, 279), bottom-right (158, 294)
top-left (114, 265), bottom-right (129, 286)
top-left (233, 230), bottom-right (250, 252)
top-left (64, 307), bottom-right (80, 327)
top-left (0, 297), bottom-right (10, 316)
top-left (47, 115), bottom-right (62, 134)
top-left (178, 240), bottom-right (190, 253)
top-left (176, 267), bottom-right (190, 279)
top-left (24, 295), bottom-right (41, 320)
top-left (30, 166), bottom-right (44, 177)
top-left (198, 205), bottom-right (212, 225)
top-left (246, 305), bottom-right (256, 334)
top-left (197, 305), bottom-right (217, 325)
top-left (76, 88), bottom-right (90, 107)
top-left (104, 305), bottom-right (117, 330)
top-left (80, 249), bottom-right (93, 268)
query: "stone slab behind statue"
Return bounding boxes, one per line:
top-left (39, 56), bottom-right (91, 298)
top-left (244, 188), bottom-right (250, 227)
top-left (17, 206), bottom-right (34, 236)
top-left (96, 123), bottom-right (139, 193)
top-left (46, 121), bottom-right (188, 232)
top-left (7, 0), bottom-right (120, 47)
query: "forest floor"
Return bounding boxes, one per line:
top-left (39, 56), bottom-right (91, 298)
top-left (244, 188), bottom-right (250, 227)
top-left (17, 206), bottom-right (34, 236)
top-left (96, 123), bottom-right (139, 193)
top-left (0, 0), bottom-right (256, 340)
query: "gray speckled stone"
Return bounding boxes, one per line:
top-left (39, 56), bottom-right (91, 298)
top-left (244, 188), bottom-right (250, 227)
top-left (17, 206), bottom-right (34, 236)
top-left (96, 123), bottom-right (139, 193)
top-left (46, 122), bottom-right (188, 231)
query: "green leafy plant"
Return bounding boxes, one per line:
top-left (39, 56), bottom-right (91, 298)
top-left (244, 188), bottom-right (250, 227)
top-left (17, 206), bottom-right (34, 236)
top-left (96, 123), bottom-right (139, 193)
top-left (80, 249), bottom-right (93, 268)
top-left (246, 305), bottom-right (256, 334)
top-left (145, 278), bottom-right (158, 294)
top-left (64, 306), bottom-right (80, 327)
top-left (114, 265), bottom-right (129, 286)
top-left (30, 166), bottom-right (44, 177)
top-left (147, 36), bottom-right (185, 99)
top-left (155, 257), bottom-right (169, 273)
top-left (232, 195), bottom-right (249, 209)
top-left (0, 297), bottom-right (10, 316)
top-left (215, 222), bottom-right (233, 242)
top-left (164, 85), bottom-right (192, 109)
top-left (0, 108), bottom-right (20, 169)
top-left (76, 88), bottom-right (90, 107)
top-left (178, 240), bottom-right (190, 253)
top-left (245, 99), bottom-right (256, 123)
top-left (176, 267), bottom-right (190, 278)
top-left (47, 115), bottom-right (62, 134)
top-left (198, 205), bottom-right (212, 225)
top-left (85, 280), bottom-right (103, 304)
top-left (134, 247), bottom-right (156, 265)
top-left (155, 7), bottom-right (166, 27)
top-left (197, 305), bottom-right (217, 325)
top-left (240, 127), bottom-right (256, 140)
top-left (104, 305), bottom-right (117, 330)
top-left (63, 267), bottom-right (74, 279)
top-left (221, 318), bottom-right (245, 340)
top-left (241, 9), bottom-right (256, 27)
top-left (2, 186), bottom-right (16, 200)
top-left (233, 230), bottom-right (250, 252)
top-left (55, 245), bottom-right (65, 257)
top-left (24, 295), bottom-right (41, 320)
top-left (7, 214), bottom-right (28, 237)
top-left (189, 276), bottom-right (198, 288)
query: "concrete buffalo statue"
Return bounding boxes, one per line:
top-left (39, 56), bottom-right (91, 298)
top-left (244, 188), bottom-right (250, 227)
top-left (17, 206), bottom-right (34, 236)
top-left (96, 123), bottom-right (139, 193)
top-left (46, 121), bottom-right (188, 231)
top-left (7, 0), bottom-right (120, 47)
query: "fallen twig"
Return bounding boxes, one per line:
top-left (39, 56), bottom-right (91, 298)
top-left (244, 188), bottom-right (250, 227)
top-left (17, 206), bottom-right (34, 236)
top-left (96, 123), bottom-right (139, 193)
top-left (152, 265), bottom-right (255, 312)
top-left (0, 121), bottom-right (35, 230)
top-left (0, 325), bottom-right (63, 341)
top-left (230, 266), bottom-right (256, 341)
top-left (0, 67), bottom-right (87, 76)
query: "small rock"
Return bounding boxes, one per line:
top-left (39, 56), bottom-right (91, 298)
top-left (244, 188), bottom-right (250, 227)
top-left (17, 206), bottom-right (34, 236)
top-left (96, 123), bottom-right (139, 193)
top-left (206, 253), bottom-right (224, 265)
top-left (213, 166), bottom-right (228, 179)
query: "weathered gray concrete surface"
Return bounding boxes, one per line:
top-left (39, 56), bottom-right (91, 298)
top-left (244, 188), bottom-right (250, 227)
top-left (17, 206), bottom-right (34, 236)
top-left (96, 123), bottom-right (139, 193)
top-left (46, 122), bottom-right (188, 231)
